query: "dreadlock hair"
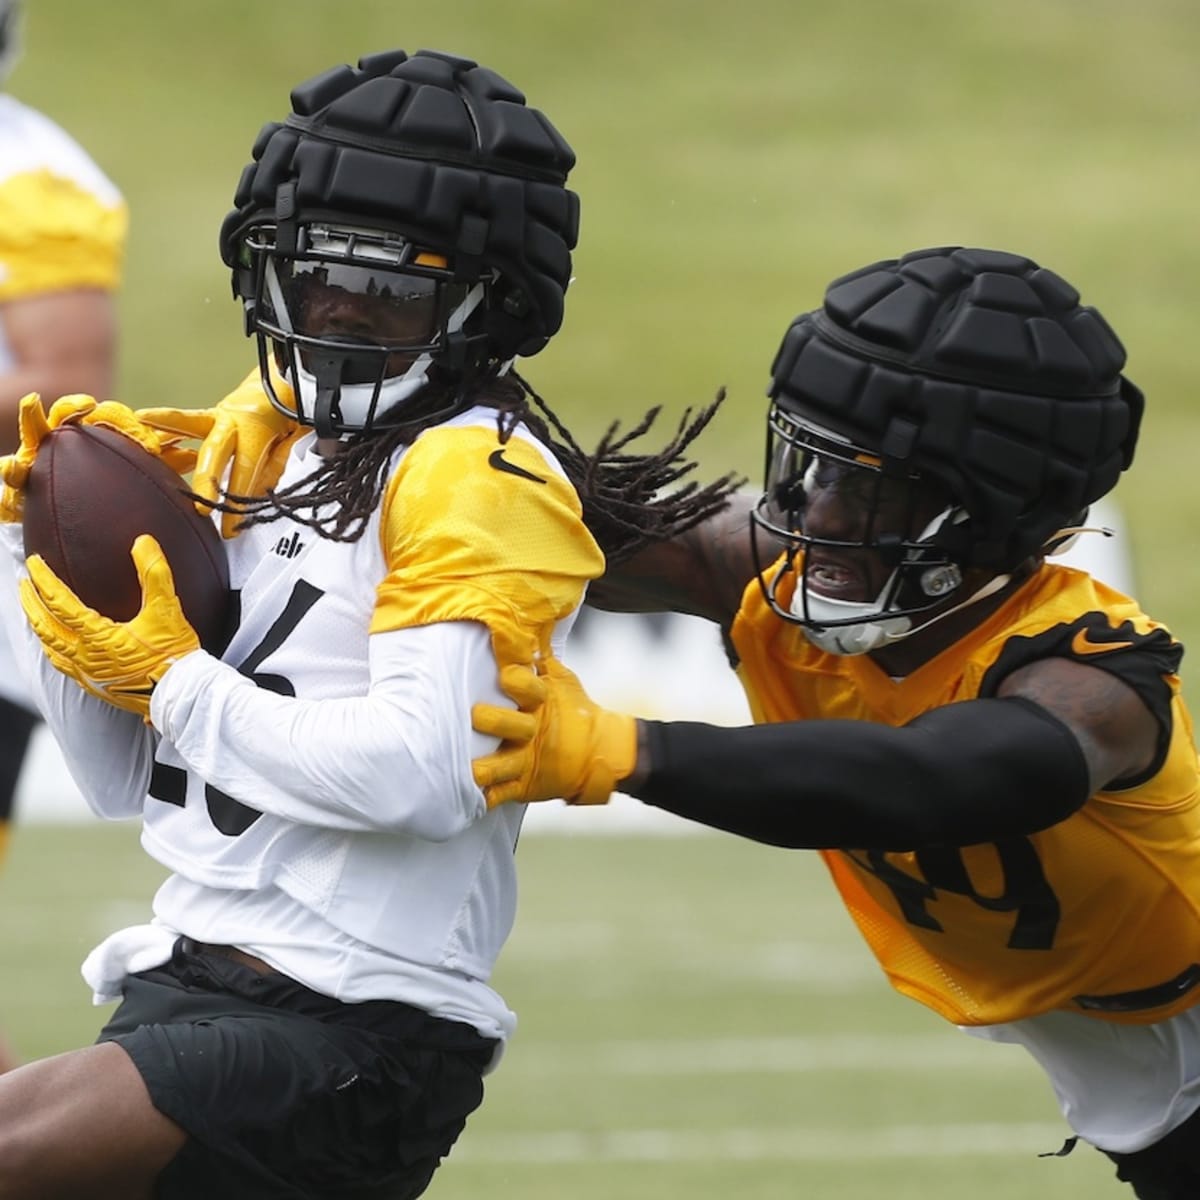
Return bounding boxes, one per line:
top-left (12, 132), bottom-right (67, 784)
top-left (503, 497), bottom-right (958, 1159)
top-left (214, 375), bottom-right (743, 564)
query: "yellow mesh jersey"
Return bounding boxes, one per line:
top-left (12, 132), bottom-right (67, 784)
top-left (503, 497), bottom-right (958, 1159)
top-left (732, 560), bottom-right (1200, 1026)
top-left (371, 423), bottom-right (604, 664)
top-left (0, 96), bottom-right (126, 300)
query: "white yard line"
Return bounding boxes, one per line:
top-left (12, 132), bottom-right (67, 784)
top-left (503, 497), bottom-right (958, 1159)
top-left (450, 1122), bottom-right (1070, 1164)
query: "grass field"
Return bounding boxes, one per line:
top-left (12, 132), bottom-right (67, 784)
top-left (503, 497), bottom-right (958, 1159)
top-left (2, 822), bottom-right (1127, 1198)
top-left (12, 0), bottom-right (1200, 669)
top-left (1, 6), bottom-right (1195, 1196)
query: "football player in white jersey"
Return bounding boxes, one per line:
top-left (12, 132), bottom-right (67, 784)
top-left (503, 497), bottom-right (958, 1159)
top-left (0, 49), bottom-right (733, 1199)
top-left (0, 0), bottom-right (126, 1075)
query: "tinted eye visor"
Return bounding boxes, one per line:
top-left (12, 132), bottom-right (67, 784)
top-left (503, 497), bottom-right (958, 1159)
top-left (758, 406), bottom-right (940, 549)
top-left (262, 259), bottom-right (471, 348)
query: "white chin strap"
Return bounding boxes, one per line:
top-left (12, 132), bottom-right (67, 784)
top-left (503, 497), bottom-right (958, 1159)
top-left (794, 571), bottom-right (1014, 656)
top-left (792, 586), bottom-right (913, 655)
top-left (292, 358), bottom-right (429, 431)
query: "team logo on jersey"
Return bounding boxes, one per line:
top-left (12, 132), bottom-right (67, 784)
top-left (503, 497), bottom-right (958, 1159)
top-left (1071, 628), bottom-right (1134, 656)
top-left (272, 531), bottom-right (306, 559)
top-left (488, 448), bottom-right (546, 484)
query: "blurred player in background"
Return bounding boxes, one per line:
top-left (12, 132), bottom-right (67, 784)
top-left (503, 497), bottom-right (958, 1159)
top-left (471, 247), bottom-right (1200, 1199)
top-left (0, 48), bottom-right (732, 1198)
top-left (0, 0), bottom-right (125, 1074)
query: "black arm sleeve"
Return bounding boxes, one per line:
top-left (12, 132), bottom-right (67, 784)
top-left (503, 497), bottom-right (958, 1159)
top-left (632, 697), bottom-right (1090, 850)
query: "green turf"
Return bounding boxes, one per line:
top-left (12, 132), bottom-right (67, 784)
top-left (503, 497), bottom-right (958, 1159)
top-left (1, 7), bottom-right (1192, 1193)
top-left (2, 824), bottom-right (1126, 1196)
top-left (10, 0), bottom-right (1200, 674)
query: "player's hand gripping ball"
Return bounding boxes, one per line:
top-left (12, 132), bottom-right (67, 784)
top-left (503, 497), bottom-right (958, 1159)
top-left (17, 395), bottom-right (231, 653)
top-left (20, 534), bottom-right (202, 719)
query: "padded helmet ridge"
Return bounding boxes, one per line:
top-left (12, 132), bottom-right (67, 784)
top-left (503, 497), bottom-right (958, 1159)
top-left (220, 49), bottom-right (580, 364)
top-left (768, 246), bottom-right (1143, 570)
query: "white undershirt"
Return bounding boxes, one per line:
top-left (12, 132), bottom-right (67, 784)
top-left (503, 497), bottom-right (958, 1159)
top-left (964, 1005), bottom-right (1200, 1152)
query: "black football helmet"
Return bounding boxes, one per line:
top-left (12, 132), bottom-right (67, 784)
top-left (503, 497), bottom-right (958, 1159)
top-left (751, 246), bottom-right (1143, 655)
top-left (219, 49), bottom-right (579, 438)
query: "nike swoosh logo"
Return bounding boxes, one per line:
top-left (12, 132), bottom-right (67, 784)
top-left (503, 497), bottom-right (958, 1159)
top-left (488, 448), bottom-right (547, 484)
top-left (1071, 628), bottom-right (1135, 657)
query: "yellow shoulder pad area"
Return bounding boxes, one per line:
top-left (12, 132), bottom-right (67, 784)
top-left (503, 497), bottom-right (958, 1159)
top-left (372, 423), bottom-right (604, 663)
top-left (0, 170), bottom-right (127, 300)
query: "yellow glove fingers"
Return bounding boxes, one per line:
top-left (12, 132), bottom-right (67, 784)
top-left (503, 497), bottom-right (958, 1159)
top-left (473, 658), bottom-right (637, 809)
top-left (16, 391), bottom-right (49, 445)
top-left (471, 701), bottom-right (538, 743)
top-left (16, 392), bottom-right (51, 454)
top-left (18, 576), bottom-right (102, 700)
top-left (0, 453), bottom-right (25, 488)
top-left (22, 541), bottom-right (196, 723)
top-left (482, 779), bottom-right (529, 809)
top-left (84, 402), bottom-right (167, 459)
top-left (224, 441), bottom-right (277, 503)
top-left (135, 406), bottom-right (216, 442)
top-left (45, 394), bottom-right (99, 429)
top-left (496, 663), bottom-right (548, 710)
top-left (0, 485), bottom-right (22, 524)
top-left (472, 745), bottom-right (531, 790)
top-left (159, 446), bottom-right (199, 476)
top-left (24, 552), bottom-right (90, 619)
top-left (190, 414), bottom-right (237, 509)
top-left (4, 393), bottom-right (51, 489)
top-left (129, 535), bottom-right (176, 608)
top-left (18, 573), bottom-right (81, 662)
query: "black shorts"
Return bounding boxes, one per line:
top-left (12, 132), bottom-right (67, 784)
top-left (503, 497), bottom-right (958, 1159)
top-left (97, 938), bottom-right (498, 1200)
top-left (1102, 1103), bottom-right (1200, 1199)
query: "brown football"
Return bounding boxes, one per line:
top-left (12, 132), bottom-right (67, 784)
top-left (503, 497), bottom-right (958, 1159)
top-left (22, 423), bottom-right (231, 653)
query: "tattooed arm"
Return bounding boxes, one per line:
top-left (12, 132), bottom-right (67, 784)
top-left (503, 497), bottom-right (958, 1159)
top-left (586, 492), bottom-right (758, 629)
top-left (997, 657), bottom-right (1159, 791)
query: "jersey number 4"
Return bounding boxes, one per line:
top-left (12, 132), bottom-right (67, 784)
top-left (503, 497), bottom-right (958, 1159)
top-left (148, 581), bottom-right (324, 835)
top-left (849, 838), bottom-right (1061, 950)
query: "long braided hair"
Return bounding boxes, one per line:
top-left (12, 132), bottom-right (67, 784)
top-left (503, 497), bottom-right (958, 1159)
top-left (218, 372), bottom-right (743, 564)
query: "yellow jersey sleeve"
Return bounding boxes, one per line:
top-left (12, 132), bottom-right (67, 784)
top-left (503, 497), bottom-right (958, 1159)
top-left (371, 423), bottom-right (604, 663)
top-left (0, 168), bottom-right (127, 300)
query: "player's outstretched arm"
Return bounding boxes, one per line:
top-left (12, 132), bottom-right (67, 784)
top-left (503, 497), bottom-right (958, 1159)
top-left (472, 657), bottom-right (1129, 850)
top-left (585, 491), bottom-right (757, 628)
top-left (472, 659), bottom-right (639, 807)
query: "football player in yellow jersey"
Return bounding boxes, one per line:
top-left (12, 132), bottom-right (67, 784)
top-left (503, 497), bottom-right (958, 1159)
top-left (0, 48), bottom-right (734, 1199)
top-left (0, 0), bottom-right (126, 1075)
top-left (470, 247), bottom-right (1200, 1198)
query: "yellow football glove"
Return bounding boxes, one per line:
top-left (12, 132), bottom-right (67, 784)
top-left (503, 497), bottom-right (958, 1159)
top-left (138, 367), bottom-right (303, 538)
top-left (0, 393), bottom-right (197, 523)
top-left (471, 657), bottom-right (638, 808)
top-left (19, 534), bottom-right (201, 720)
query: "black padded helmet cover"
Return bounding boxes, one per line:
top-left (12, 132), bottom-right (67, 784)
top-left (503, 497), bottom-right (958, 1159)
top-left (768, 247), bottom-right (1143, 570)
top-left (220, 49), bottom-right (580, 359)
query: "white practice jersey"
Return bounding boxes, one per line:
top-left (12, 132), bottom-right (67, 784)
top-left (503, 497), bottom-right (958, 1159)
top-left (3, 405), bottom-right (602, 1043)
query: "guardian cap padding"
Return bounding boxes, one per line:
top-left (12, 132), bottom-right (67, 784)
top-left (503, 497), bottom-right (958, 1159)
top-left (768, 247), bottom-right (1143, 569)
top-left (220, 49), bottom-right (579, 360)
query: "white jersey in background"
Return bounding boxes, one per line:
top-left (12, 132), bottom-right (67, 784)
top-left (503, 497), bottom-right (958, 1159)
top-left (0, 92), bottom-right (126, 709)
